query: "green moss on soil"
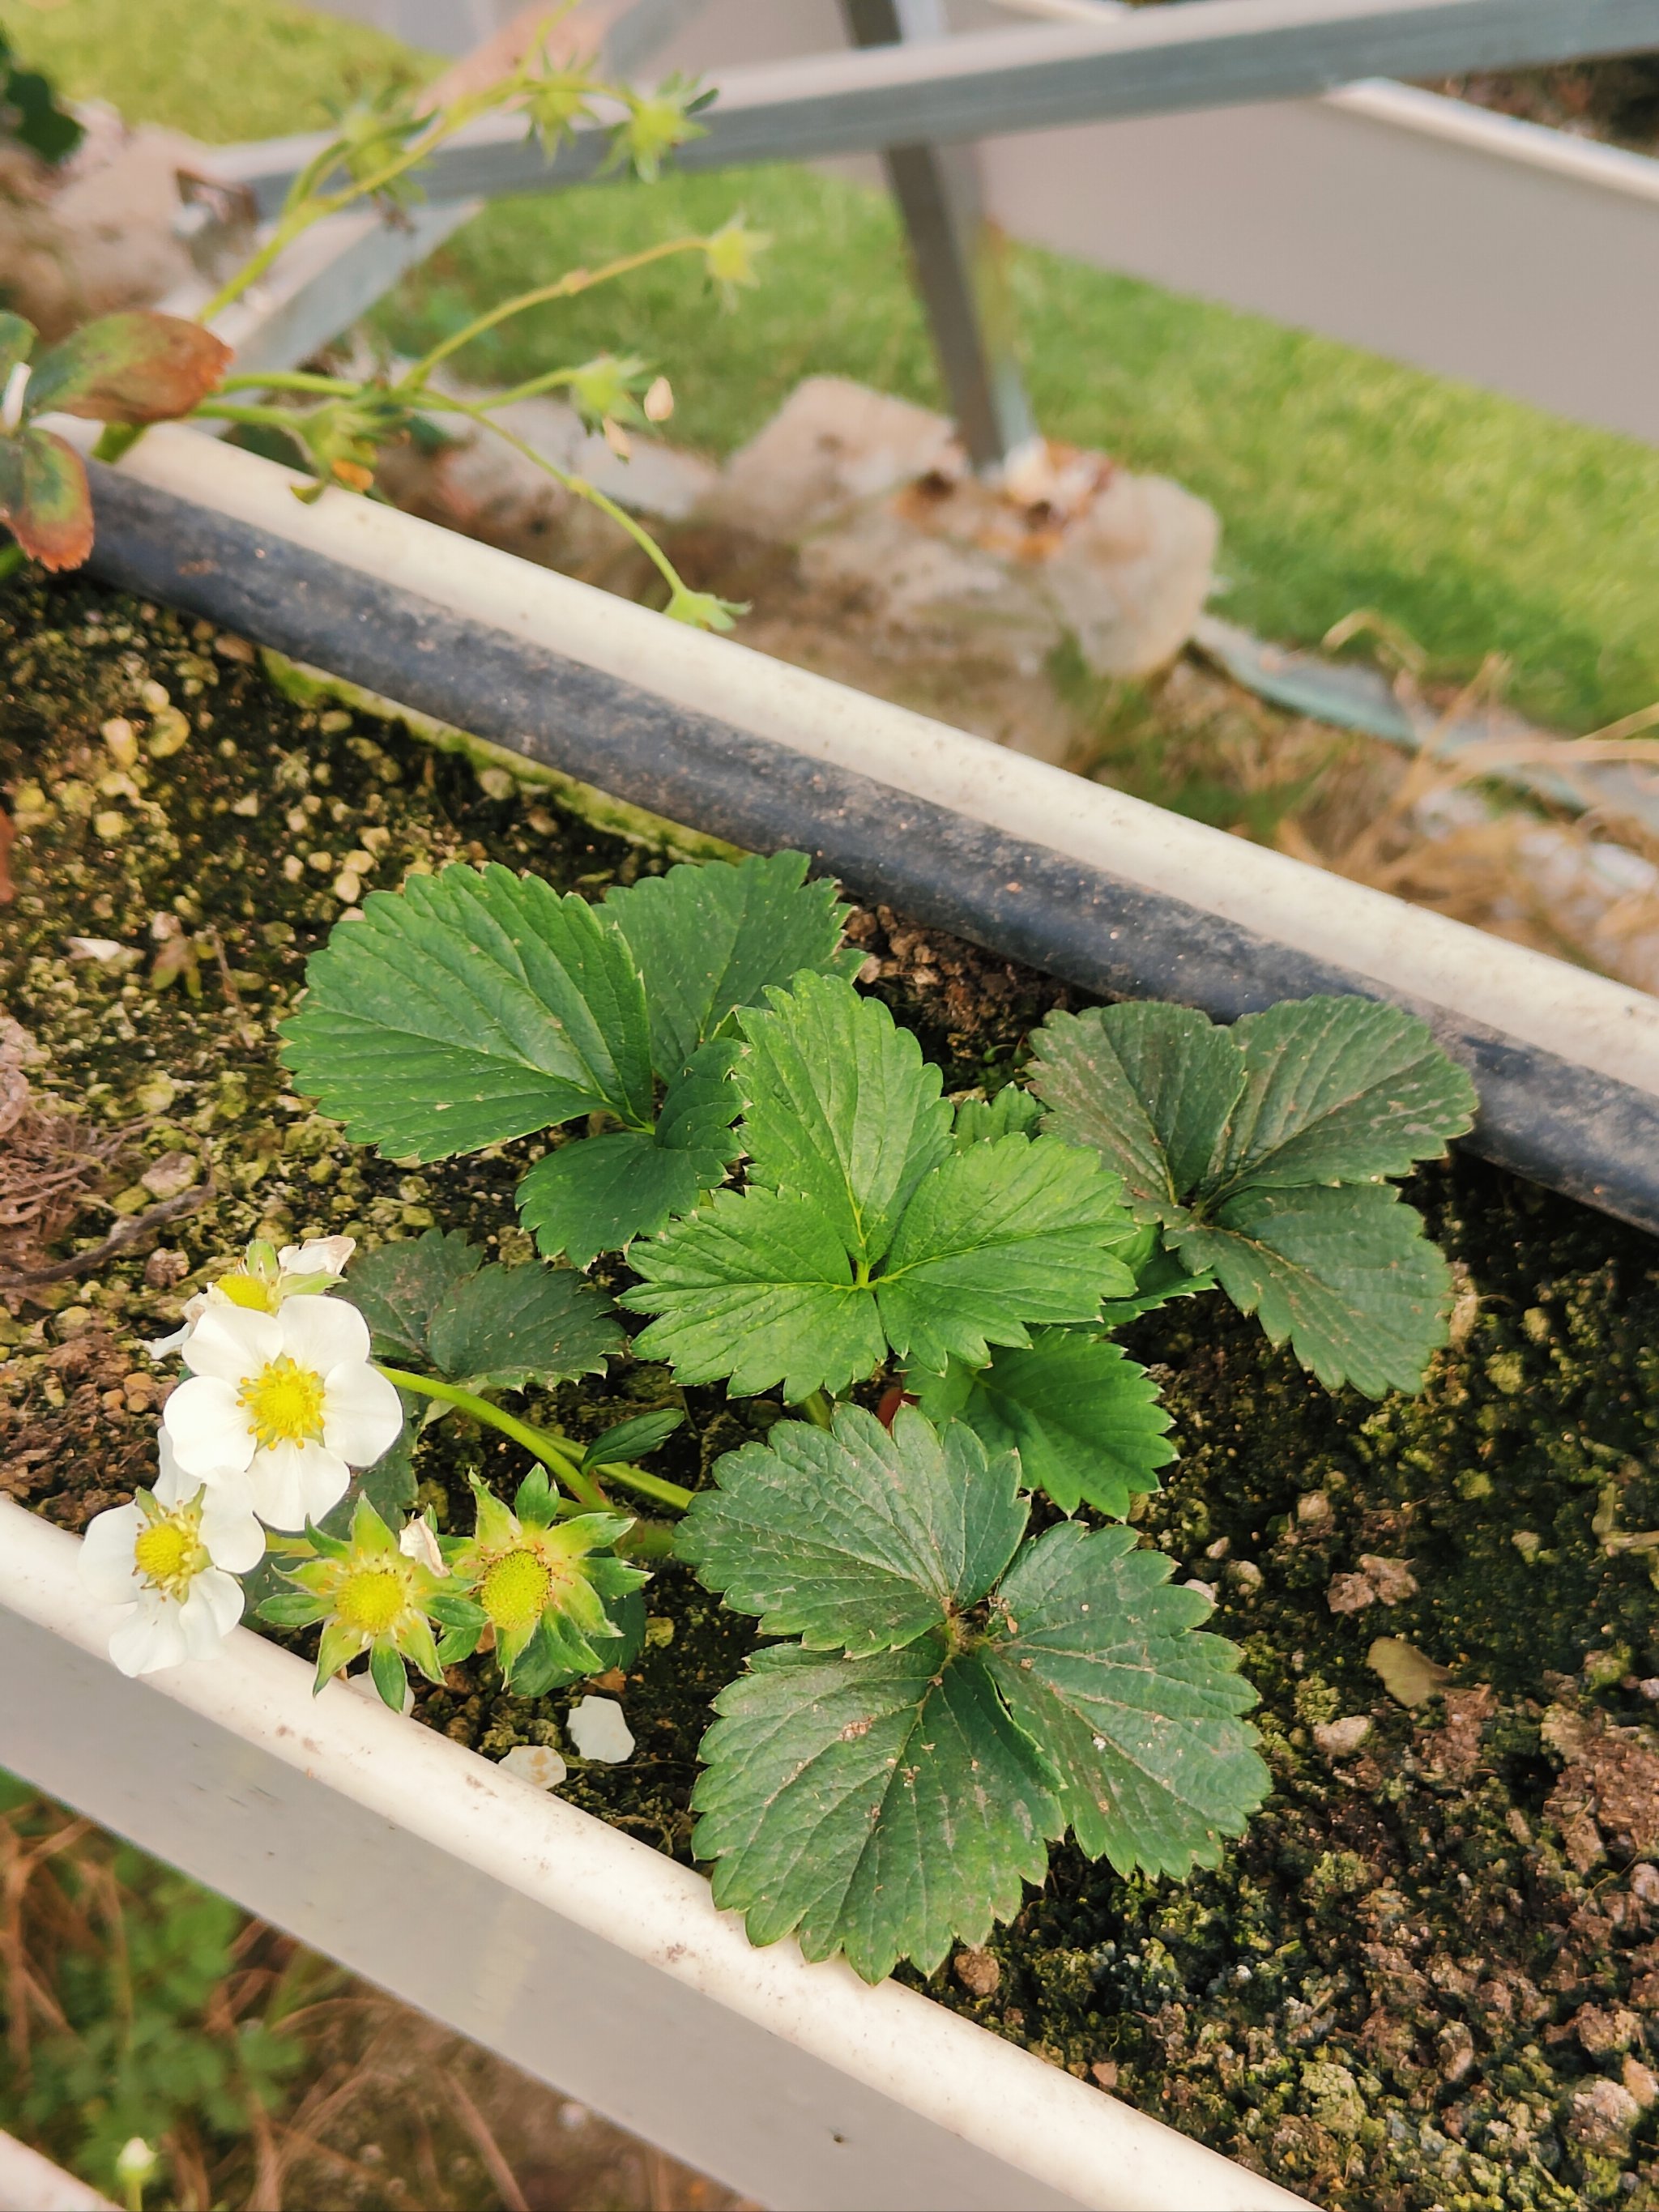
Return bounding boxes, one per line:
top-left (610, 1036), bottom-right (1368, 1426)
top-left (5, 578), bottom-right (1659, 2209)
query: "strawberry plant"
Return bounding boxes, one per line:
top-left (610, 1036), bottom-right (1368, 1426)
top-left (0, 311), bottom-right (230, 569)
top-left (104, 848), bottom-right (1479, 1983)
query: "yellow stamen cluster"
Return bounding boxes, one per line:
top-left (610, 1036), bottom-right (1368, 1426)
top-left (239, 1355), bottom-right (326, 1449)
top-left (132, 1507), bottom-right (208, 1600)
top-left (480, 1548), bottom-right (553, 1632)
top-left (335, 1568), bottom-right (407, 1636)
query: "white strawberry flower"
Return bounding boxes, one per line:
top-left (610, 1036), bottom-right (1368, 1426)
top-left (79, 1435), bottom-right (264, 1677)
top-left (162, 1292), bottom-right (403, 1530)
top-left (143, 1235), bottom-right (358, 1359)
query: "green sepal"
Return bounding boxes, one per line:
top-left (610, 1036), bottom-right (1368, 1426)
top-left (256, 1591), bottom-right (329, 1628)
top-left (313, 1618), bottom-right (360, 1691)
top-left (514, 1464), bottom-right (556, 1526)
top-left (369, 1641), bottom-right (409, 1711)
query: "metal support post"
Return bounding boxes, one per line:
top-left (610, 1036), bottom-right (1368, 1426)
top-left (840, 0), bottom-right (1038, 475)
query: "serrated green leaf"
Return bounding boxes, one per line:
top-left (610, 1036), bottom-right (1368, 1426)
top-left (1035, 995), bottom-right (1472, 1393)
top-left (515, 1037), bottom-right (743, 1265)
top-left (952, 1085), bottom-right (1043, 1149)
top-left (692, 1638), bottom-right (1060, 1984)
top-left (605, 849), bottom-right (848, 1073)
top-left (1031, 1003), bottom-right (1243, 1224)
top-left (424, 1260), bottom-right (623, 1391)
top-left (984, 1524), bottom-right (1268, 1875)
top-left (737, 972), bottom-right (951, 1268)
top-left (911, 1331), bottom-right (1173, 1518)
top-left (1175, 1182), bottom-right (1451, 1397)
top-left (347, 1229), bottom-right (483, 1362)
top-left (580, 1409), bottom-right (684, 1472)
top-left (876, 1134), bottom-right (1137, 1371)
top-left (1202, 996), bottom-right (1477, 1199)
top-left (281, 863), bottom-right (655, 1161)
top-left (0, 424), bottom-right (91, 571)
top-left (677, 1404), bottom-right (1026, 1655)
top-left (627, 1187), bottom-right (887, 1400)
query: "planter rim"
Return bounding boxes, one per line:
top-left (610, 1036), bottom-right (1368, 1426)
top-left (0, 1500), bottom-right (1310, 2212)
top-left (61, 419), bottom-right (1659, 1102)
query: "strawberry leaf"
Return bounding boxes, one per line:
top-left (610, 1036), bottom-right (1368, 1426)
top-left (424, 1260), bottom-right (622, 1392)
top-left (1176, 1182), bottom-right (1452, 1398)
top-left (677, 1405), bottom-right (1026, 1655)
top-left (692, 1638), bottom-right (1060, 1984)
top-left (27, 312), bottom-right (231, 424)
top-left (875, 1132), bottom-right (1137, 1372)
top-left (0, 424), bottom-right (91, 569)
top-left (684, 1404), bottom-right (1265, 1980)
top-left (348, 1228), bottom-right (483, 1364)
top-left (605, 849), bottom-right (851, 1076)
top-left (736, 971), bottom-right (952, 1269)
top-left (516, 1039), bottom-right (742, 1265)
top-left (1033, 996), bottom-right (1475, 1394)
top-left (911, 1330), bottom-right (1174, 1518)
top-left (983, 1524), bottom-right (1269, 1874)
top-left (282, 862), bottom-right (655, 1161)
top-left (628, 1187), bottom-right (888, 1400)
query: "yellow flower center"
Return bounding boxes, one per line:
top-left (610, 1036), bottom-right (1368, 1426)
top-left (238, 1355), bottom-right (326, 1450)
top-left (480, 1549), bottom-right (552, 1632)
top-left (132, 1510), bottom-right (207, 1600)
top-left (219, 1272), bottom-right (277, 1312)
top-left (335, 1569), bottom-right (405, 1636)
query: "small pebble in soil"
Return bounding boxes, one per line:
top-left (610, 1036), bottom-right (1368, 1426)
top-left (953, 1947), bottom-right (1000, 1997)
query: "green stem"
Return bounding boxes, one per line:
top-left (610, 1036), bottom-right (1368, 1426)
top-left (378, 1366), bottom-right (608, 1509)
top-left (220, 369), bottom-right (362, 397)
top-left (396, 234), bottom-right (707, 389)
top-left (796, 1388), bottom-right (837, 1431)
top-left (377, 1366), bottom-right (694, 1513)
top-left (424, 393), bottom-right (689, 602)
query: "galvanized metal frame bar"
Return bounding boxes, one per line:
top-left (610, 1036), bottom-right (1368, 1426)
top-left (207, 0), bottom-right (1659, 218)
top-left (842, 0), bottom-right (1037, 471)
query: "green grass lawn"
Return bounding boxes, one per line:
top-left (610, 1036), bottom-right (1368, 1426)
top-left (7, 0), bottom-right (1658, 731)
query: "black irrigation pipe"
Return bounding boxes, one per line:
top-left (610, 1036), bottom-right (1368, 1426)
top-left (86, 462), bottom-right (1659, 1240)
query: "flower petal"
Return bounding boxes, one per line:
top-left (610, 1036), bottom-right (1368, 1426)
top-left (163, 1375), bottom-right (255, 1478)
top-left (181, 1570), bottom-right (244, 1647)
top-left (321, 1360), bottom-right (403, 1468)
top-left (199, 1483), bottom-right (267, 1574)
top-left (182, 1302), bottom-right (280, 1383)
top-left (79, 1503), bottom-right (143, 1605)
top-left (247, 1438), bottom-right (350, 1531)
top-left (279, 1294), bottom-right (370, 1372)
top-left (279, 1235), bottom-right (354, 1278)
top-left (109, 1595), bottom-right (188, 1677)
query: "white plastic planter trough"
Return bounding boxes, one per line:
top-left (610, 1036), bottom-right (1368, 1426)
top-left (10, 425), bottom-right (1659, 2210)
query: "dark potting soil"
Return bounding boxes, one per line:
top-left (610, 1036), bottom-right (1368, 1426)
top-left (5, 577), bottom-right (1659, 2210)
